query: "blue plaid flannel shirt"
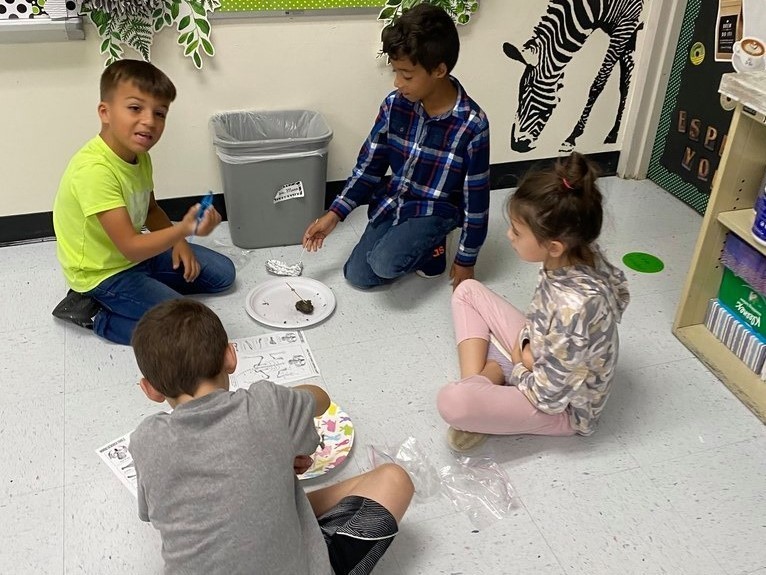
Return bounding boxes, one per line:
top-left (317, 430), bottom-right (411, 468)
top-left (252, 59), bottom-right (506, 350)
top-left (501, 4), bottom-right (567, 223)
top-left (329, 78), bottom-right (490, 267)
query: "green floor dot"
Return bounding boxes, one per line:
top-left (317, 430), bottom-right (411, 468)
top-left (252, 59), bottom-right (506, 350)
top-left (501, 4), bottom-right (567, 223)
top-left (622, 252), bottom-right (665, 273)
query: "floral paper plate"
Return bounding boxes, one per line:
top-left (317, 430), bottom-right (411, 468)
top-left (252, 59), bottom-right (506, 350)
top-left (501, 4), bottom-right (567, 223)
top-left (298, 402), bottom-right (354, 480)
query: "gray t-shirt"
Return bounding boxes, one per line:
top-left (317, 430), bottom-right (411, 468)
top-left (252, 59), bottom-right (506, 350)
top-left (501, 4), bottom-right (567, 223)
top-left (128, 381), bottom-right (332, 575)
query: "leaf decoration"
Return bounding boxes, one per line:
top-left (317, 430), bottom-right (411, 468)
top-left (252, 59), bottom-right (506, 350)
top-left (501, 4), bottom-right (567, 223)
top-left (78, 0), bottom-right (220, 70)
top-left (117, 14), bottom-right (153, 60)
top-left (378, 0), bottom-right (478, 29)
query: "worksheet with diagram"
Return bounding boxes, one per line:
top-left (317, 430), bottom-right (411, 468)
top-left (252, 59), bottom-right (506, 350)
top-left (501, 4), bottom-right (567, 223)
top-left (229, 331), bottom-right (320, 389)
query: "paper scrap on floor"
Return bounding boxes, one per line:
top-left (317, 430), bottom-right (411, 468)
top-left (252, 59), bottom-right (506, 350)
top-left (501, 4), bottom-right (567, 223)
top-left (96, 433), bottom-right (137, 497)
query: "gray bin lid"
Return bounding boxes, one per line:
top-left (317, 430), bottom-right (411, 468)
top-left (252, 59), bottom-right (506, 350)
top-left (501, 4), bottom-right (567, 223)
top-left (210, 109), bottom-right (333, 155)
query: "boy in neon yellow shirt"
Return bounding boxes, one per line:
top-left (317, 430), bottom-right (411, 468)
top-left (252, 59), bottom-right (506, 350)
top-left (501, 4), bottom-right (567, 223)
top-left (52, 60), bottom-right (235, 345)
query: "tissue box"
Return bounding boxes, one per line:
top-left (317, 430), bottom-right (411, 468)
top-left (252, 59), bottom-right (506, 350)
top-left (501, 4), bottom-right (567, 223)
top-left (704, 299), bottom-right (766, 376)
top-left (718, 267), bottom-right (766, 339)
top-left (721, 233), bottom-right (766, 295)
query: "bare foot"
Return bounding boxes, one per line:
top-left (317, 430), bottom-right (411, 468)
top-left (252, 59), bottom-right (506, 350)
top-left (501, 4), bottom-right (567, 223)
top-left (480, 360), bottom-right (505, 385)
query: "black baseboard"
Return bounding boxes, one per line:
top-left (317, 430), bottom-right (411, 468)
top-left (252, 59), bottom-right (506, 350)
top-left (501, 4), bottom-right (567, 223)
top-left (1, 151), bottom-right (619, 246)
top-left (1, 212), bottom-right (56, 246)
top-left (488, 151), bottom-right (619, 190)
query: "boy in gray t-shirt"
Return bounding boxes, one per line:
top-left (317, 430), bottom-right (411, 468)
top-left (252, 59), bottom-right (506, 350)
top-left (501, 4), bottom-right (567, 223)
top-left (129, 300), bottom-right (414, 575)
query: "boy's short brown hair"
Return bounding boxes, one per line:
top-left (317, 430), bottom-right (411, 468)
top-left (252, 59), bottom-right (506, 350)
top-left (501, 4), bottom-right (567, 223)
top-left (381, 3), bottom-right (460, 73)
top-left (100, 59), bottom-right (177, 103)
top-left (132, 299), bottom-right (229, 398)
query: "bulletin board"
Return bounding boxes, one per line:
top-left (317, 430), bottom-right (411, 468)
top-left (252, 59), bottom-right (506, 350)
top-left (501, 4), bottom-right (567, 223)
top-left (0, 0), bottom-right (48, 19)
top-left (647, 0), bottom-right (730, 215)
top-left (645, 0), bottom-right (766, 214)
top-left (0, 0), bottom-right (77, 20)
top-left (0, 0), bottom-right (381, 19)
top-left (218, 0), bottom-right (380, 12)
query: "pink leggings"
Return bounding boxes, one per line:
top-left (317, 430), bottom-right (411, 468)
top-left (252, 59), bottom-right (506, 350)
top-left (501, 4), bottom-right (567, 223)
top-left (437, 279), bottom-right (575, 437)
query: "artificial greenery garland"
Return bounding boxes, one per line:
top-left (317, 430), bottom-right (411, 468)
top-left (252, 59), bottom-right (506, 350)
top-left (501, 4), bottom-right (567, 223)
top-left (78, 0), bottom-right (478, 71)
top-left (77, 0), bottom-right (218, 69)
top-left (378, 0), bottom-right (479, 27)
top-left (85, 0), bottom-right (163, 16)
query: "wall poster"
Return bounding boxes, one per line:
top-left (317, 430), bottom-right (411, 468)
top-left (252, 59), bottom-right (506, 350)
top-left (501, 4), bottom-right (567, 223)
top-left (500, 0), bottom-right (645, 154)
top-left (218, 0), bottom-right (379, 12)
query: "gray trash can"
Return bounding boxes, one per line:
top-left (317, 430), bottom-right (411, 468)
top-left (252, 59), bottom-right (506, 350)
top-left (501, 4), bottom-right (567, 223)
top-left (210, 110), bottom-right (333, 249)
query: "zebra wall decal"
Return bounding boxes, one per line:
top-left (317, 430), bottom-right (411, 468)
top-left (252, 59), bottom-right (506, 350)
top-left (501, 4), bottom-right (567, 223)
top-left (503, 0), bottom-right (644, 153)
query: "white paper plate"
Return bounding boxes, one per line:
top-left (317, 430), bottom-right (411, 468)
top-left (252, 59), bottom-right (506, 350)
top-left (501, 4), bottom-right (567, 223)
top-left (245, 277), bottom-right (336, 329)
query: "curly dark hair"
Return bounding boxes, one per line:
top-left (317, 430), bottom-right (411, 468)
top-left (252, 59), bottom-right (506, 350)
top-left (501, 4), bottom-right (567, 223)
top-left (381, 4), bottom-right (459, 73)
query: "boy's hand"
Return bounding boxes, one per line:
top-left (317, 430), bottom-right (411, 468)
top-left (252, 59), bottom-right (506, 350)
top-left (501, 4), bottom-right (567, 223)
top-left (303, 212), bottom-right (340, 252)
top-left (293, 455), bottom-right (313, 475)
top-left (181, 203), bottom-right (222, 237)
top-left (172, 240), bottom-right (200, 282)
top-left (450, 263), bottom-right (474, 290)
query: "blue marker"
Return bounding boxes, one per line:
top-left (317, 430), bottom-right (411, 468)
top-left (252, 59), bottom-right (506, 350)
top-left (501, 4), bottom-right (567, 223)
top-left (194, 191), bottom-right (214, 236)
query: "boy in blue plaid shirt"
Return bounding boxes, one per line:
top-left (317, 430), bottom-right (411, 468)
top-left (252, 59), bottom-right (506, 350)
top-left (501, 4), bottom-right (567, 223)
top-left (303, 4), bottom-right (490, 290)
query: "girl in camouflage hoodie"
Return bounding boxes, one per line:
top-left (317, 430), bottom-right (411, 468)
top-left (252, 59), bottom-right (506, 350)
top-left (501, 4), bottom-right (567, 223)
top-left (437, 152), bottom-right (630, 452)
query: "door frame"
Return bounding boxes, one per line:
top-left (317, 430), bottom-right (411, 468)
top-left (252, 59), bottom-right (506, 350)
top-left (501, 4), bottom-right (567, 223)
top-left (618, 0), bottom-right (689, 179)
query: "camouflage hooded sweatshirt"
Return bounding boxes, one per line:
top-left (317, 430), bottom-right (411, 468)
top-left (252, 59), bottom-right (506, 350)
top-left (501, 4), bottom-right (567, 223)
top-left (510, 246), bottom-right (630, 435)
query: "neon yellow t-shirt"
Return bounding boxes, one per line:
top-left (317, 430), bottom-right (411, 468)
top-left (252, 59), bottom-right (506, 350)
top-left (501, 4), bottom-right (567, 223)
top-left (53, 136), bottom-right (153, 292)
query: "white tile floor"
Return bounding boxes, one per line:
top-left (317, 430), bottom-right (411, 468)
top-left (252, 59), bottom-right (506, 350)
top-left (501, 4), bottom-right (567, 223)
top-left (1, 177), bottom-right (765, 575)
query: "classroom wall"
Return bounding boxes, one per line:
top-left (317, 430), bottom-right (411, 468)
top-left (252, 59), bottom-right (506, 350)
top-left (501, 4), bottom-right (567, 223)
top-left (0, 1), bottom-right (647, 218)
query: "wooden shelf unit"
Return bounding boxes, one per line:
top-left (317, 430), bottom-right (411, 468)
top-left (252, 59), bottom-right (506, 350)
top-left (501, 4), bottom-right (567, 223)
top-left (717, 209), bottom-right (766, 256)
top-left (673, 74), bottom-right (766, 423)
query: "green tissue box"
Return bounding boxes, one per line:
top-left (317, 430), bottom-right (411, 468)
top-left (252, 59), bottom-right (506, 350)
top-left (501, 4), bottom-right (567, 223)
top-left (718, 267), bottom-right (766, 339)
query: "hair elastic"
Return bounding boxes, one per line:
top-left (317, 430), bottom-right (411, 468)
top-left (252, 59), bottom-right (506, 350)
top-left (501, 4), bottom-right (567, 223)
top-left (562, 178), bottom-right (574, 190)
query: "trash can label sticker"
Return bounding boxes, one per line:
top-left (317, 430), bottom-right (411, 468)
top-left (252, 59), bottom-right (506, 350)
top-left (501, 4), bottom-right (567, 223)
top-left (274, 181), bottom-right (305, 204)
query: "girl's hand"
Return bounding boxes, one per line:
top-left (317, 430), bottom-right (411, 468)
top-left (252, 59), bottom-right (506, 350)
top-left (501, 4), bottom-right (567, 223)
top-left (521, 341), bottom-right (534, 371)
top-left (303, 212), bottom-right (340, 252)
top-left (511, 340), bottom-right (523, 365)
top-left (512, 339), bottom-right (534, 370)
top-left (293, 455), bottom-right (313, 475)
top-left (172, 240), bottom-right (200, 282)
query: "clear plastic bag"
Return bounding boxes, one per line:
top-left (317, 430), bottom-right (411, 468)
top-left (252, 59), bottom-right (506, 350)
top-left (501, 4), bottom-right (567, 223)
top-left (440, 456), bottom-right (516, 530)
top-left (368, 437), bottom-right (516, 528)
top-left (368, 437), bottom-right (442, 500)
top-left (211, 239), bottom-right (255, 270)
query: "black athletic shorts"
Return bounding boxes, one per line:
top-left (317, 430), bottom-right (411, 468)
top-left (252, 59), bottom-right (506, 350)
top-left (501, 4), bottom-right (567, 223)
top-left (317, 495), bottom-right (398, 575)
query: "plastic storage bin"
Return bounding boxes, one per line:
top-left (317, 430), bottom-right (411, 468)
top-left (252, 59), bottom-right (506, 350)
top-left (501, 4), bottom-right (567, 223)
top-left (210, 110), bottom-right (333, 249)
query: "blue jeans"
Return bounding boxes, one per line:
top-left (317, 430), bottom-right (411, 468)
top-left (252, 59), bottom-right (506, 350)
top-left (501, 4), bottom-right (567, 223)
top-left (343, 214), bottom-right (457, 289)
top-left (86, 244), bottom-right (235, 345)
